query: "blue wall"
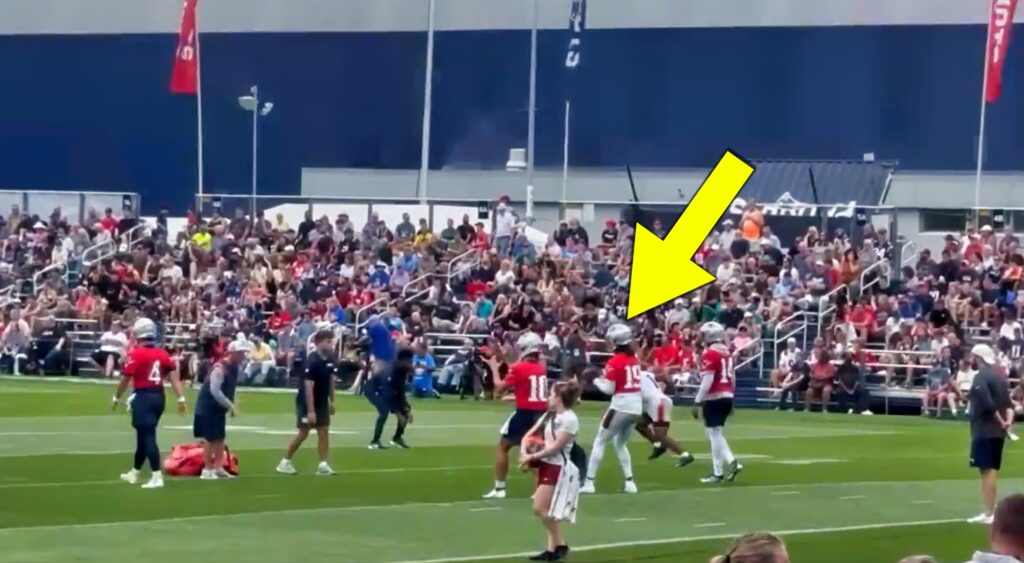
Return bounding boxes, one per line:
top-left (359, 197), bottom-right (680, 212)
top-left (0, 24), bottom-right (1018, 212)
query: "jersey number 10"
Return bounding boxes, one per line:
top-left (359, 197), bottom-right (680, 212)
top-left (528, 375), bottom-right (548, 403)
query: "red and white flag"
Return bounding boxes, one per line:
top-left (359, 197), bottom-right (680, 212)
top-left (986, 0), bottom-right (1018, 103)
top-left (170, 0), bottom-right (199, 94)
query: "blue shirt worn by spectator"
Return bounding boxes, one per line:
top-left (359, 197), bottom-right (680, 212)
top-left (412, 353), bottom-right (436, 394)
top-left (397, 253), bottom-right (418, 272)
top-left (476, 299), bottom-right (494, 319)
top-left (369, 268), bottom-right (390, 288)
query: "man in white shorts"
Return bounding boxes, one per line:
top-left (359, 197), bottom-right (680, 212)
top-left (636, 370), bottom-right (695, 466)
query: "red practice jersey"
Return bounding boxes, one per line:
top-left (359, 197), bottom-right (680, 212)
top-left (505, 360), bottom-right (548, 411)
top-left (604, 352), bottom-right (642, 395)
top-left (700, 345), bottom-right (735, 398)
top-left (123, 345), bottom-right (177, 391)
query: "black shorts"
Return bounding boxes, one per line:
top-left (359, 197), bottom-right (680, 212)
top-left (296, 403), bottom-right (331, 429)
top-left (971, 436), bottom-right (1006, 471)
top-left (130, 389), bottom-right (165, 429)
top-left (91, 350), bottom-right (121, 367)
top-left (500, 409), bottom-right (544, 446)
top-left (193, 410), bottom-right (227, 442)
top-left (703, 398), bottom-right (734, 428)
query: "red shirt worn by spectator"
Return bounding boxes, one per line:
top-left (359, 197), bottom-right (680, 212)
top-left (100, 215), bottom-right (118, 232)
top-left (466, 279), bottom-right (488, 300)
top-left (652, 342), bottom-right (680, 368)
top-left (678, 344), bottom-right (697, 370)
top-left (809, 361), bottom-right (835, 385)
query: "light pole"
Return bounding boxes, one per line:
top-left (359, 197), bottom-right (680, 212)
top-left (238, 85), bottom-right (274, 220)
top-left (525, 0), bottom-right (538, 221)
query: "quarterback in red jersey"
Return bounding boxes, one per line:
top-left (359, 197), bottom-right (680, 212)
top-left (693, 322), bottom-right (742, 484)
top-left (580, 323), bottom-right (642, 495)
top-left (112, 318), bottom-right (187, 489)
top-left (482, 332), bottom-right (549, 500)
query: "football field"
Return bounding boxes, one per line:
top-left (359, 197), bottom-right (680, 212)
top-left (0, 377), bottom-right (1007, 563)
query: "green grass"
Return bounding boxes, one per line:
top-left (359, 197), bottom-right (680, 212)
top-left (0, 376), bottom-right (1007, 562)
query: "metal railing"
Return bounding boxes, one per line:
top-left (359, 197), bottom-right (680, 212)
top-left (401, 271), bottom-right (434, 298)
top-left (82, 239), bottom-right (116, 267)
top-left (353, 295), bottom-right (389, 332)
top-left (816, 283), bottom-right (848, 338)
top-left (733, 337), bottom-right (764, 376)
top-left (120, 223), bottom-right (148, 250)
top-left (772, 311), bottom-right (809, 375)
top-left (32, 262), bottom-right (68, 295)
top-left (900, 240), bottom-right (918, 269)
top-left (445, 248), bottom-right (479, 291)
top-left (859, 258), bottom-right (888, 295)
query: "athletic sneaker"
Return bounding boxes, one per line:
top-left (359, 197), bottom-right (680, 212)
top-left (648, 445), bottom-right (668, 460)
top-left (528, 550), bottom-right (558, 561)
top-left (676, 452), bottom-right (696, 468)
top-left (141, 473), bottom-right (164, 489)
top-left (120, 469), bottom-right (139, 485)
top-left (482, 488), bottom-right (506, 499)
top-left (700, 474), bottom-right (724, 484)
top-left (1009, 431), bottom-right (1021, 442)
top-left (368, 442), bottom-right (387, 450)
top-left (275, 459), bottom-right (297, 475)
top-left (623, 480), bottom-right (638, 494)
top-left (214, 468), bottom-right (235, 479)
top-left (725, 460), bottom-right (743, 482)
top-left (554, 545), bottom-right (570, 559)
top-left (390, 438), bottom-right (410, 449)
top-left (199, 469), bottom-right (218, 481)
top-left (316, 462), bottom-right (337, 476)
top-left (967, 512), bottom-right (994, 525)
top-left (579, 480), bottom-right (596, 494)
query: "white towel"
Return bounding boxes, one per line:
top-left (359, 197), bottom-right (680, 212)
top-left (547, 462), bottom-right (581, 523)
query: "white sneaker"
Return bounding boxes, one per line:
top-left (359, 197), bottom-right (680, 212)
top-left (482, 488), bottom-right (507, 499)
top-left (120, 469), bottom-right (139, 485)
top-left (199, 469), bottom-right (218, 481)
top-left (141, 473), bottom-right (164, 489)
top-left (214, 468), bottom-right (235, 479)
top-left (623, 480), bottom-right (638, 494)
top-left (579, 481), bottom-right (596, 494)
top-left (861, 410), bottom-right (873, 416)
top-left (275, 459), bottom-right (297, 475)
top-left (316, 462), bottom-right (336, 476)
top-left (1009, 431), bottom-right (1020, 442)
top-left (967, 512), bottom-right (994, 525)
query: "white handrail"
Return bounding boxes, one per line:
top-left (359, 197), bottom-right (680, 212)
top-left (772, 311), bottom-right (808, 375)
top-left (401, 272), bottom-right (434, 297)
top-left (82, 239), bottom-right (115, 267)
top-left (120, 223), bottom-right (147, 250)
top-left (354, 295), bottom-right (390, 332)
top-left (900, 240), bottom-right (918, 269)
top-left (446, 248), bottom-right (479, 291)
top-left (32, 262), bottom-right (68, 295)
top-left (733, 337), bottom-right (764, 376)
top-left (859, 258), bottom-right (888, 295)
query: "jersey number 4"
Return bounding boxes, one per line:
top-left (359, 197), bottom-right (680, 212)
top-left (148, 363), bottom-right (162, 384)
top-left (528, 375), bottom-right (548, 403)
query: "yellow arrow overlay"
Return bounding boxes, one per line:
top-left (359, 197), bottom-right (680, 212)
top-left (626, 150), bottom-right (755, 319)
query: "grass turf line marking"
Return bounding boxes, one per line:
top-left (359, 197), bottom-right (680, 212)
top-left (391, 519), bottom-right (964, 563)
top-left (839, 495), bottom-right (866, 500)
top-left (911, 500), bottom-right (935, 505)
top-left (693, 522), bottom-right (726, 528)
top-left (470, 507), bottom-right (503, 513)
top-left (770, 491), bottom-right (800, 496)
top-left (0, 479), bottom-right (979, 533)
top-left (613, 517), bottom-right (647, 523)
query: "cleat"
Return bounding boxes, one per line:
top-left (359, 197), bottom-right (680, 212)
top-left (725, 460), bottom-right (743, 482)
top-left (579, 481), bottom-right (596, 494)
top-left (141, 474), bottom-right (164, 489)
top-left (700, 474), bottom-right (724, 484)
top-left (676, 452), bottom-right (696, 468)
top-left (368, 442), bottom-right (387, 450)
top-left (554, 545), bottom-right (570, 559)
top-left (275, 459), bottom-right (297, 475)
top-left (648, 445), bottom-right (668, 460)
top-left (316, 462), bottom-right (337, 476)
top-left (482, 488), bottom-right (506, 499)
top-left (528, 551), bottom-right (556, 561)
top-left (199, 469), bottom-right (218, 481)
top-left (967, 512), bottom-right (994, 525)
top-left (390, 438), bottom-right (410, 449)
top-left (623, 480), bottom-right (638, 494)
top-left (214, 468), bottom-right (235, 479)
top-left (120, 469), bottom-right (139, 485)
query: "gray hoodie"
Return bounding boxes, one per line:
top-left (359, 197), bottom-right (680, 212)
top-left (965, 551), bottom-right (1023, 563)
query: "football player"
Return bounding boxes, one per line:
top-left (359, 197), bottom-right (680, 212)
top-left (482, 332), bottom-right (549, 499)
top-left (276, 329), bottom-right (337, 475)
top-left (693, 322), bottom-right (742, 484)
top-left (636, 369), bottom-right (695, 466)
top-left (112, 318), bottom-right (187, 489)
top-left (580, 323), bottom-right (642, 495)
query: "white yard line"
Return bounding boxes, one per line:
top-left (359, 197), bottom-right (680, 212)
top-left (613, 517), bottom-right (647, 523)
top-left (839, 495), bottom-right (866, 501)
top-left (392, 519), bottom-right (964, 563)
top-left (469, 507), bottom-right (503, 513)
top-left (770, 491), bottom-right (800, 496)
top-left (693, 522), bottom-right (726, 528)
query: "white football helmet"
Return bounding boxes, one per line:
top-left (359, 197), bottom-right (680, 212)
top-left (517, 332), bottom-right (544, 357)
top-left (606, 323), bottom-right (633, 347)
top-left (700, 321), bottom-right (727, 344)
top-left (133, 318), bottom-right (157, 340)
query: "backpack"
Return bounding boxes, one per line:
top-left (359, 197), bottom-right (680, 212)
top-left (164, 442), bottom-right (239, 477)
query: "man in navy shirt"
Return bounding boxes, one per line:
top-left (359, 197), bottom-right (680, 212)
top-left (276, 329), bottom-right (337, 476)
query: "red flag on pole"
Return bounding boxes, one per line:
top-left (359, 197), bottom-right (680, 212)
top-left (986, 0), bottom-right (1018, 103)
top-left (170, 0), bottom-right (199, 94)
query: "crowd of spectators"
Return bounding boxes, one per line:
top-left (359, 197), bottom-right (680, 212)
top-left (0, 195), bottom-right (1019, 417)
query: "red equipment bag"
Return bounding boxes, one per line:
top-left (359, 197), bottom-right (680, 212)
top-left (163, 442), bottom-right (240, 477)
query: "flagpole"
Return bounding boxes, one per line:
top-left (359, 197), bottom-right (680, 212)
top-left (195, 3), bottom-right (205, 210)
top-left (418, 0), bottom-right (436, 206)
top-left (561, 100), bottom-right (570, 202)
top-left (526, 0), bottom-right (538, 221)
top-left (974, 2), bottom-right (995, 221)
